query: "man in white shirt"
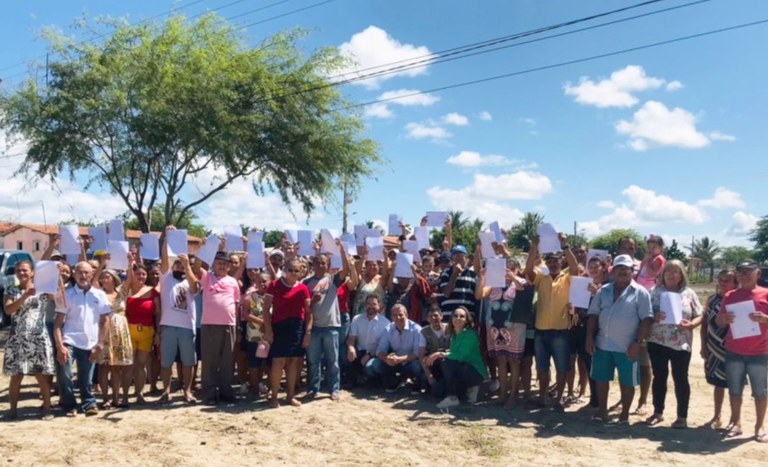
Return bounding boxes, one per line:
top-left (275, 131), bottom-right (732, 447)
top-left (346, 295), bottom-right (390, 385)
top-left (54, 261), bottom-right (111, 417)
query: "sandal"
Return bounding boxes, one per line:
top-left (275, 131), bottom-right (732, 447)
top-left (645, 413), bottom-right (664, 426)
top-left (102, 401), bottom-right (113, 410)
top-left (724, 425), bottom-right (742, 438)
top-left (66, 409), bottom-right (77, 418)
top-left (268, 399), bottom-right (279, 409)
top-left (632, 404), bottom-right (648, 416)
top-left (702, 417), bottom-right (722, 429)
top-left (755, 432), bottom-right (768, 443)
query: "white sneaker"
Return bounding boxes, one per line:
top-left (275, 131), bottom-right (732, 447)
top-left (488, 379), bottom-right (500, 393)
top-left (437, 396), bottom-right (460, 409)
top-left (466, 385), bottom-right (480, 404)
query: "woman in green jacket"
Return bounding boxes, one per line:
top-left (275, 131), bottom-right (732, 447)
top-left (429, 306), bottom-right (488, 409)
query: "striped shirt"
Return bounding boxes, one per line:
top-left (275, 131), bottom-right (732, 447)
top-left (438, 267), bottom-right (478, 321)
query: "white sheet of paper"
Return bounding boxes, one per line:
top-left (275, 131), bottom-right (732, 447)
top-left (320, 229), bottom-right (339, 255)
top-left (248, 230), bottom-right (264, 245)
top-left (365, 236), bottom-right (384, 261)
top-left (726, 300), bottom-right (761, 339)
top-left (660, 291), bottom-right (684, 325)
top-left (426, 211), bottom-right (448, 227)
top-left (330, 253), bottom-right (342, 269)
top-left (284, 229), bottom-right (298, 244)
top-left (587, 248), bottom-right (609, 266)
top-left (489, 221), bottom-right (503, 243)
top-left (340, 233), bottom-right (357, 256)
top-left (165, 230), bottom-right (188, 257)
top-left (367, 228), bottom-right (381, 239)
top-left (478, 231), bottom-right (497, 259)
top-left (388, 214), bottom-right (402, 236)
top-left (354, 225), bottom-right (367, 246)
top-left (403, 240), bottom-right (421, 263)
top-left (414, 226), bottom-right (429, 250)
top-left (140, 233), bottom-right (160, 260)
top-left (224, 227), bottom-right (244, 252)
top-left (394, 253), bottom-right (414, 279)
top-left (88, 226), bottom-right (108, 251)
top-left (108, 219), bottom-right (124, 241)
top-left (569, 276), bottom-right (593, 309)
top-left (197, 234), bottom-right (220, 267)
top-left (536, 223), bottom-right (561, 254)
top-left (65, 254), bottom-right (79, 266)
top-left (485, 257), bottom-right (507, 288)
top-left (108, 241), bottom-right (129, 271)
top-left (59, 224), bottom-right (81, 255)
top-left (33, 260), bottom-right (60, 294)
top-left (297, 230), bottom-right (314, 256)
top-left (247, 241), bottom-right (266, 269)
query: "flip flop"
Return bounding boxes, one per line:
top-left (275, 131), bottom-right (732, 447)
top-left (66, 409), bottom-right (77, 418)
top-left (724, 427), bottom-right (743, 438)
top-left (755, 432), bottom-right (768, 443)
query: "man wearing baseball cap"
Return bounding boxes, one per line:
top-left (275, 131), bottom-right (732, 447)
top-left (586, 254), bottom-right (654, 424)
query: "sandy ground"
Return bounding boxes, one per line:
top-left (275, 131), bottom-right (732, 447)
top-left (1, 284), bottom-right (767, 466)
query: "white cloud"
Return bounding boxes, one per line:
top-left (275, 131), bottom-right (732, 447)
top-left (364, 103), bottom-right (393, 119)
top-left (727, 211), bottom-right (758, 236)
top-left (518, 117), bottom-right (537, 126)
top-left (337, 26), bottom-right (432, 89)
top-left (379, 89), bottom-right (439, 106)
top-left (445, 150), bottom-right (536, 169)
top-left (666, 80), bottom-right (684, 91)
top-left (563, 65), bottom-right (667, 108)
top-left (580, 185), bottom-right (707, 237)
top-left (405, 122), bottom-right (452, 140)
top-left (442, 112), bottom-right (469, 126)
top-left (478, 111), bottom-right (493, 121)
top-left (708, 131), bottom-right (736, 142)
top-left (615, 101), bottom-right (710, 151)
top-left (597, 200), bottom-right (615, 209)
top-left (698, 187), bottom-right (746, 209)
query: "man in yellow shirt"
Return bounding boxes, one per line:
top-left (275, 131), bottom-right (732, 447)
top-left (524, 233), bottom-right (577, 411)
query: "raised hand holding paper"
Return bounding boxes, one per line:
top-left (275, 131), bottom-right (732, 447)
top-left (403, 240), bottom-right (421, 263)
top-left (660, 291), bottom-right (683, 325)
top-left (140, 233), bottom-right (160, 260)
top-left (536, 223), bottom-right (561, 254)
top-left (478, 232), bottom-right (496, 259)
top-left (489, 221), bottom-right (503, 243)
top-left (224, 227), bottom-right (244, 252)
top-left (414, 227), bottom-right (429, 250)
top-left (365, 236), bottom-right (384, 261)
top-left (426, 211), bottom-right (448, 227)
top-left (59, 224), bottom-right (81, 255)
top-left (284, 229), bottom-right (298, 244)
top-left (354, 225), bottom-right (367, 246)
top-left (485, 257), bottom-right (506, 288)
top-left (197, 234), bottom-right (220, 266)
top-left (247, 239), bottom-right (266, 269)
top-left (340, 233), bottom-right (357, 256)
top-left (108, 241), bottom-right (130, 270)
top-left (388, 214), bottom-right (402, 236)
top-left (568, 276), bottom-right (593, 309)
top-left (34, 260), bottom-right (60, 294)
top-left (88, 226), bottom-right (108, 251)
top-left (297, 230), bottom-right (315, 256)
top-left (165, 229), bottom-right (188, 257)
top-left (108, 219), bottom-right (124, 241)
top-left (321, 229), bottom-right (340, 255)
top-left (394, 253), bottom-right (414, 279)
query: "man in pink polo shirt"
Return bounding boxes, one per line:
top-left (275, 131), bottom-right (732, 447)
top-left (196, 250), bottom-right (241, 404)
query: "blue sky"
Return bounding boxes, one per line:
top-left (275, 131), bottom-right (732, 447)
top-left (1, 0), bottom-right (766, 249)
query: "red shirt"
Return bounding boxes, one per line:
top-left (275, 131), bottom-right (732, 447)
top-left (337, 282), bottom-right (350, 314)
top-left (719, 286), bottom-right (768, 356)
top-left (267, 279), bottom-right (310, 324)
top-left (126, 289), bottom-right (160, 326)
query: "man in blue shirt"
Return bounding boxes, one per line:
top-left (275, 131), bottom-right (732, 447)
top-left (375, 304), bottom-right (426, 392)
top-left (586, 254), bottom-right (654, 424)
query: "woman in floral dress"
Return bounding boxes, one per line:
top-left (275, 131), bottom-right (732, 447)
top-left (3, 260), bottom-right (55, 420)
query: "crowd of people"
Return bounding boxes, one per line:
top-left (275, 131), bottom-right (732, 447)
top-left (2, 220), bottom-right (768, 444)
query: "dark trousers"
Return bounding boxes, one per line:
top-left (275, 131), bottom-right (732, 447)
top-left (648, 342), bottom-right (691, 418)
top-left (201, 325), bottom-right (236, 400)
top-left (381, 360), bottom-right (422, 390)
top-left (442, 359), bottom-right (483, 400)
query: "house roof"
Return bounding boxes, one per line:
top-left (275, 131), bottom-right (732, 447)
top-left (0, 222), bottom-right (201, 243)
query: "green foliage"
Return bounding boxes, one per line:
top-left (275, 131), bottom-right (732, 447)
top-left (567, 233), bottom-right (590, 250)
top-left (430, 211), bottom-right (482, 253)
top-left (0, 14), bottom-right (380, 232)
top-left (686, 236), bottom-right (719, 281)
top-left (664, 240), bottom-right (688, 265)
top-left (123, 206), bottom-right (208, 238)
top-left (507, 212), bottom-right (543, 253)
top-left (262, 230), bottom-right (285, 248)
top-left (589, 229), bottom-right (645, 259)
top-left (718, 246), bottom-right (755, 268)
top-left (750, 215), bottom-right (768, 263)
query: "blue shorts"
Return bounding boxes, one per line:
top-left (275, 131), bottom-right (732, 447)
top-left (591, 348), bottom-right (639, 387)
top-left (534, 329), bottom-right (571, 373)
top-left (160, 325), bottom-right (196, 368)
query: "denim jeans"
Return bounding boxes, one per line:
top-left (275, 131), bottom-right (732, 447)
top-left (59, 345), bottom-right (97, 412)
top-left (338, 313), bottom-right (350, 370)
top-left (442, 359), bottom-right (483, 399)
top-left (725, 351), bottom-right (768, 398)
top-left (307, 327), bottom-right (340, 394)
top-left (380, 359), bottom-right (423, 390)
top-left (534, 329), bottom-right (571, 372)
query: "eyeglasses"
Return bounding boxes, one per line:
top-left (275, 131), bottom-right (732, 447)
top-left (286, 269), bottom-right (301, 273)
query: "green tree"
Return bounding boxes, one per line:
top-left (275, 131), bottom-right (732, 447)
top-left (0, 15), bottom-right (379, 233)
top-left (686, 236), bottom-right (719, 281)
top-left (751, 215), bottom-right (768, 263)
top-left (567, 233), bottom-right (590, 250)
top-left (718, 246), bottom-right (755, 268)
top-left (664, 239), bottom-right (688, 265)
top-left (507, 212), bottom-right (544, 253)
top-left (123, 206), bottom-right (207, 238)
top-left (430, 211), bottom-right (482, 253)
top-left (263, 230), bottom-right (285, 248)
top-left (588, 229), bottom-right (645, 259)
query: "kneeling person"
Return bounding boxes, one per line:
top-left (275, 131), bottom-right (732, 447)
top-left (375, 304), bottom-right (426, 392)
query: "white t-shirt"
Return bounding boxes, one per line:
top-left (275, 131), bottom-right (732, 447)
top-left (59, 286), bottom-right (112, 350)
top-left (159, 272), bottom-right (197, 331)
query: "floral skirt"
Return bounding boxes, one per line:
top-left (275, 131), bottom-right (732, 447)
top-left (101, 314), bottom-right (133, 366)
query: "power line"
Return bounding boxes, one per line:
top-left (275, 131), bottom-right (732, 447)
top-left (340, 18), bottom-right (768, 111)
top-left (236, 0), bottom-right (338, 29)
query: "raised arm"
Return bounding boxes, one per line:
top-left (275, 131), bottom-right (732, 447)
top-left (41, 233), bottom-right (60, 261)
top-left (560, 233), bottom-right (578, 275)
top-left (524, 236), bottom-right (539, 282)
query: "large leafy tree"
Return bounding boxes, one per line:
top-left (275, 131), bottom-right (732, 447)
top-left (664, 239), bottom-right (688, 265)
top-left (507, 212), bottom-right (543, 253)
top-left (719, 246), bottom-right (755, 268)
top-left (686, 236), bottom-right (720, 281)
top-left (751, 215), bottom-right (768, 263)
top-left (0, 15), bottom-right (379, 232)
top-left (589, 228), bottom-right (646, 259)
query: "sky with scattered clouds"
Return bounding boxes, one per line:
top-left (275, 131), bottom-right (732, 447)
top-left (0, 0), bottom-right (766, 250)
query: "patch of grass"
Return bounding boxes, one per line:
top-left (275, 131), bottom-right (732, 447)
top-left (465, 425), bottom-right (504, 459)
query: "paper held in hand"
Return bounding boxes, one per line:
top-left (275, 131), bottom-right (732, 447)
top-left (568, 276), bottom-right (593, 310)
top-left (536, 223), bottom-right (561, 254)
top-left (726, 300), bottom-right (761, 339)
top-left (660, 291), bottom-right (683, 325)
